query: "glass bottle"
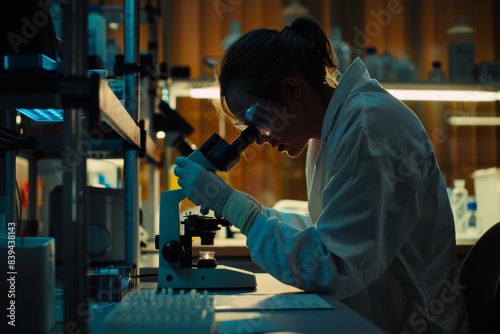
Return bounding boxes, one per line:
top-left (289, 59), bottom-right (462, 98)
top-left (451, 179), bottom-right (469, 238)
top-left (363, 46), bottom-right (384, 81)
top-left (428, 61), bottom-right (446, 83)
top-left (330, 27), bottom-right (352, 74)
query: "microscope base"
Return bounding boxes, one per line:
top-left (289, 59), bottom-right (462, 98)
top-left (157, 265), bottom-right (257, 290)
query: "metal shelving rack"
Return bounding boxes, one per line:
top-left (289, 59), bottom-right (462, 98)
top-left (0, 1), bottom-right (157, 332)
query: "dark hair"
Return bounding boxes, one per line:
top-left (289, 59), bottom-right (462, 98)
top-left (214, 16), bottom-right (339, 120)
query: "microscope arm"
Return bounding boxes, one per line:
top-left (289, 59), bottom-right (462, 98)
top-left (156, 126), bottom-right (259, 289)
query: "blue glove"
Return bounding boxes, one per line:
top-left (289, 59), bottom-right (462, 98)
top-left (174, 156), bottom-right (264, 235)
top-left (173, 156), bottom-right (234, 214)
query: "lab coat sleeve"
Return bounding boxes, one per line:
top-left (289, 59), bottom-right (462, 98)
top-left (239, 192), bottom-right (313, 230)
top-left (246, 108), bottom-right (431, 298)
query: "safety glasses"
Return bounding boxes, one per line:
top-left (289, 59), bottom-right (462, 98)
top-left (234, 98), bottom-right (272, 136)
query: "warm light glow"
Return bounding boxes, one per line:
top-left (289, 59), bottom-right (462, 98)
top-left (448, 117), bottom-right (500, 126)
top-left (156, 131), bottom-right (166, 139)
top-left (108, 22), bottom-right (120, 30)
top-left (387, 89), bottom-right (499, 102)
top-left (189, 88), bottom-right (220, 99)
top-left (185, 86), bottom-right (500, 102)
top-left (199, 251), bottom-right (215, 260)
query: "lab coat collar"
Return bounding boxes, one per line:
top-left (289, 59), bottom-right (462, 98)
top-left (320, 57), bottom-right (372, 140)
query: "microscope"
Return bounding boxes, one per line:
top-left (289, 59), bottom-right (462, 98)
top-left (156, 125), bottom-right (259, 289)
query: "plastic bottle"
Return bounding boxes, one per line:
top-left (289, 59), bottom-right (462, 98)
top-left (222, 21), bottom-right (241, 52)
top-left (330, 27), bottom-right (352, 74)
top-left (105, 38), bottom-right (122, 77)
top-left (87, 5), bottom-right (107, 66)
top-left (451, 179), bottom-right (469, 237)
top-left (379, 51), bottom-right (398, 82)
top-left (281, 0), bottom-right (309, 26)
top-left (363, 46), bottom-right (384, 81)
top-left (465, 200), bottom-right (480, 238)
top-left (395, 54), bottom-right (416, 82)
top-left (108, 54), bottom-right (124, 105)
top-left (49, 2), bottom-right (62, 39)
top-left (428, 61), bottom-right (446, 83)
top-left (447, 18), bottom-right (475, 83)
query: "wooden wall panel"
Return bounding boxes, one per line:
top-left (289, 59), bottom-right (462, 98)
top-left (97, 0), bottom-right (499, 202)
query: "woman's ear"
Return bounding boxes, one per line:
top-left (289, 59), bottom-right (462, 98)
top-left (278, 76), bottom-right (302, 103)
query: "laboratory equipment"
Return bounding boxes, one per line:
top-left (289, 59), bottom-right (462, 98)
top-left (451, 179), bottom-right (469, 237)
top-left (363, 46), bottom-right (384, 81)
top-left (87, 4), bottom-right (107, 65)
top-left (379, 50), bottom-right (398, 82)
top-left (104, 288), bottom-right (216, 334)
top-left (472, 167), bottom-right (500, 234)
top-left (465, 200), bottom-right (480, 238)
top-left (476, 61), bottom-right (500, 84)
top-left (154, 100), bottom-right (195, 156)
top-left (49, 186), bottom-right (126, 265)
top-left (156, 126), bottom-right (259, 290)
top-left (395, 54), bottom-right (416, 82)
top-left (428, 61), bottom-right (446, 82)
top-left (281, 0), bottom-right (309, 26)
top-left (222, 20), bottom-right (242, 51)
top-left (89, 264), bottom-right (136, 302)
top-left (1, 237), bottom-right (55, 334)
top-left (330, 26), bottom-right (352, 74)
top-left (447, 17), bottom-right (475, 82)
top-left (0, 0), bottom-right (62, 72)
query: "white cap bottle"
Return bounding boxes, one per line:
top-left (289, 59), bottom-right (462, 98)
top-left (447, 18), bottom-right (475, 83)
top-left (222, 21), bottom-right (241, 52)
top-left (363, 47), bottom-right (384, 81)
top-left (330, 27), bottom-right (352, 75)
top-left (395, 54), bottom-right (416, 82)
top-left (87, 5), bottom-right (107, 66)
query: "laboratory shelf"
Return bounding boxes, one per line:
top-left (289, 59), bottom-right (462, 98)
top-left (380, 81), bottom-right (500, 92)
top-left (0, 73), bottom-right (99, 110)
top-left (0, 2), bottom-right (147, 332)
top-left (98, 78), bottom-right (139, 147)
top-left (166, 78), bottom-right (500, 102)
top-left (0, 74), bottom-right (161, 163)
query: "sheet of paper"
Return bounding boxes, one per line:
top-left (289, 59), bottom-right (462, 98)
top-left (214, 293), bottom-right (334, 311)
top-left (216, 312), bottom-right (282, 334)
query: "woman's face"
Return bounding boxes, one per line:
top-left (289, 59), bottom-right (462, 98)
top-left (226, 88), bottom-right (312, 158)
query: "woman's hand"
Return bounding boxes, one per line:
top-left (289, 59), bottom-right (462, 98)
top-left (173, 156), bottom-right (234, 214)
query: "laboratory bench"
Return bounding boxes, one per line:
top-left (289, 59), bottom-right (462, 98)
top-left (141, 236), bottom-right (477, 272)
top-left (55, 273), bottom-right (386, 334)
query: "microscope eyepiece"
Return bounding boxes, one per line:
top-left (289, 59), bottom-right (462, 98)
top-left (230, 125), bottom-right (259, 155)
top-left (196, 125), bottom-right (259, 172)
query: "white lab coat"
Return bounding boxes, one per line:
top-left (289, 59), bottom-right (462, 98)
top-left (245, 58), bottom-right (470, 333)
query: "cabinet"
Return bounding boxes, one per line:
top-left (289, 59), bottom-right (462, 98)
top-left (0, 1), bottom-right (159, 332)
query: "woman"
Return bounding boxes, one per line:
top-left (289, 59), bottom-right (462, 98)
top-left (174, 17), bottom-right (470, 333)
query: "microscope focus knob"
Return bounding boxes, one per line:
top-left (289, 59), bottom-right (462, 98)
top-left (162, 240), bottom-right (185, 263)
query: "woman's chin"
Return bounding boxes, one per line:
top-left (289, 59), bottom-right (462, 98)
top-left (282, 143), bottom-right (308, 158)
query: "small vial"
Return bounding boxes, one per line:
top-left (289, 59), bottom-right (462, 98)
top-left (428, 61), bottom-right (446, 82)
top-left (465, 201), bottom-right (480, 238)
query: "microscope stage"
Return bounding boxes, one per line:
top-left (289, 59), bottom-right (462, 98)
top-left (157, 265), bottom-right (257, 290)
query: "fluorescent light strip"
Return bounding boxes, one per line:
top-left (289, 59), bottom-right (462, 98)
top-left (189, 87), bottom-right (220, 99)
top-left (17, 108), bottom-right (64, 122)
top-left (387, 89), bottom-right (499, 102)
top-left (448, 117), bottom-right (500, 126)
top-left (186, 86), bottom-right (500, 102)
